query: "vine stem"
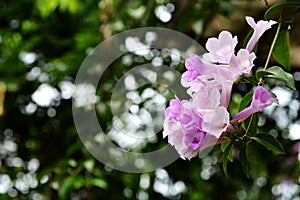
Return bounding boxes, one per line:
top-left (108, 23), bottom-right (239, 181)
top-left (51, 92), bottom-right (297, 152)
top-left (263, 19), bottom-right (282, 71)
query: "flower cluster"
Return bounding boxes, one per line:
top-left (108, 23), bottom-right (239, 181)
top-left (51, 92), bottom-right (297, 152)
top-left (163, 16), bottom-right (278, 160)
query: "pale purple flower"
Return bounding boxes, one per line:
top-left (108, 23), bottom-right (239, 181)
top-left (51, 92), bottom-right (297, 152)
top-left (163, 100), bottom-right (207, 159)
top-left (208, 67), bottom-right (234, 107)
top-left (181, 54), bottom-right (235, 107)
top-left (183, 76), bottom-right (209, 96)
top-left (192, 87), bottom-right (220, 111)
top-left (203, 31), bottom-right (238, 64)
top-left (246, 16), bottom-right (277, 52)
top-left (184, 127), bottom-right (207, 150)
top-left (182, 54), bottom-right (220, 84)
top-left (163, 120), bottom-right (199, 159)
top-left (180, 106), bottom-right (207, 150)
top-left (229, 49), bottom-right (256, 80)
top-left (165, 98), bottom-right (182, 121)
top-left (192, 88), bottom-right (230, 138)
top-left (233, 86), bottom-right (278, 122)
top-left (163, 17), bottom-right (276, 159)
top-left (182, 53), bottom-right (202, 82)
top-left (201, 107), bottom-right (229, 138)
top-left (163, 90), bottom-right (230, 159)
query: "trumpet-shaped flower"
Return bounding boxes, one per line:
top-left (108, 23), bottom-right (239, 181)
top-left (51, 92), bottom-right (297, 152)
top-left (245, 16), bottom-right (277, 52)
top-left (233, 86), bottom-right (278, 122)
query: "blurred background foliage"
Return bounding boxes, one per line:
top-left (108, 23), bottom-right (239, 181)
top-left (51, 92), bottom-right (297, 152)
top-left (0, 0), bottom-right (300, 199)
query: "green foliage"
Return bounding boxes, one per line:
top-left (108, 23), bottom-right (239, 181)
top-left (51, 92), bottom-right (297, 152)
top-left (35, 0), bottom-right (83, 18)
top-left (272, 30), bottom-right (290, 70)
top-left (58, 175), bottom-right (107, 199)
top-left (251, 133), bottom-right (285, 154)
top-left (221, 141), bottom-right (233, 162)
top-left (256, 66), bottom-right (296, 90)
top-left (222, 142), bottom-right (233, 178)
top-left (239, 143), bottom-right (250, 178)
top-left (264, 1), bottom-right (300, 20)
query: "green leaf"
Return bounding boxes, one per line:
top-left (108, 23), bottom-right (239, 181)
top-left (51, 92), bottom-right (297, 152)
top-left (251, 133), bottom-right (285, 154)
top-left (257, 66), bottom-right (296, 90)
top-left (221, 141), bottom-right (229, 152)
top-left (256, 70), bottom-right (273, 80)
top-left (266, 66), bottom-right (295, 89)
top-left (272, 30), bottom-right (290, 70)
top-left (239, 144), bottom-right (249, 178)
top-left (223, 142), bottom-right (233, 178)
top-left (264, 1), bottom-right (300, 20)
top-left (238, 92), bottom-right (253, 112)
top-left (221, 141), bottom-right (233, 162)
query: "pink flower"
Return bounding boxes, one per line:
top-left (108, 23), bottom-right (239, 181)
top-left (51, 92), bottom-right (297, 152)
top-left (229, 49), bottom-right (256, 80)
top-left (245, 16), bottom-right (276, 52)
top-left (203, 31), bottom-right (238, 64)
top-left (233, 86), bottom-right (278, 122)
